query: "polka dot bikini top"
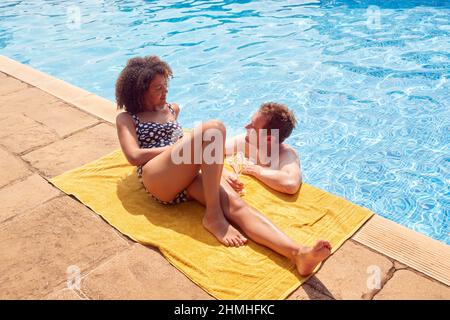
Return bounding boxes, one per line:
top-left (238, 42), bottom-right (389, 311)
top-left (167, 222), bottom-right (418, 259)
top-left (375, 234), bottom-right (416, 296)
top-left (129, 104), bottom-right (184, 149)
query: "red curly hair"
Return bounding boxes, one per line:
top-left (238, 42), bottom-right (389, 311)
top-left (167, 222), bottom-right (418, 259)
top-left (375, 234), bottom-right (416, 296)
top-left (259, 102), bottom-right (297, 143)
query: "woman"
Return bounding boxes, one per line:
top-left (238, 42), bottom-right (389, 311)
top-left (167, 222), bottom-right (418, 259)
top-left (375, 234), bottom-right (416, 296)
top-left (115, 55), bottom-right (331, 276)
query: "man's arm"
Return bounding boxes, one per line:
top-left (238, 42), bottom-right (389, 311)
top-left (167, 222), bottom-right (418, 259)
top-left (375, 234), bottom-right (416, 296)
top-left (243, 148), bottom-right (302, 194)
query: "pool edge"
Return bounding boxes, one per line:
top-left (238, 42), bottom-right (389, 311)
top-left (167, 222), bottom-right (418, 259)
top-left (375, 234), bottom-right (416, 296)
top-left (1, 54), bottom-right (448, 288)
top-left (0, 55), bottom-right (118, 124)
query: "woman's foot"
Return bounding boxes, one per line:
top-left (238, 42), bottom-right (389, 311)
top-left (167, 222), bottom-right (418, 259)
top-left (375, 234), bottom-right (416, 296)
top-left (202, 209), bottom-right (248, 247)
top-left (294, 240), bottom-right (332, 276)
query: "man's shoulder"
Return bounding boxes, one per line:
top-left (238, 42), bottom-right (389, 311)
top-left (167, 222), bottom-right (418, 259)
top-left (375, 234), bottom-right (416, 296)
top-left (280, 143), bottom-right (299, 160)
top-left (278, 144), bottom-right (301, 175)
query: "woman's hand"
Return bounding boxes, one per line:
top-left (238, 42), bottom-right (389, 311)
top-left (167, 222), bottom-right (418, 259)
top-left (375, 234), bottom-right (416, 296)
top-left (223, 170), bottom-right (244, 193)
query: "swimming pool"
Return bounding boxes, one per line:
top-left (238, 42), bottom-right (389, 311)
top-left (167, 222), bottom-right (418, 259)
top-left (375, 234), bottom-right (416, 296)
top-left (1, 0), bottom-right (448, 244)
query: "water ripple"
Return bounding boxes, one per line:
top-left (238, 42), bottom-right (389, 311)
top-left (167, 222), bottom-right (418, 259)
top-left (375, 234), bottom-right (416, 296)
top-left (1, 0), bottom-right (448, 244)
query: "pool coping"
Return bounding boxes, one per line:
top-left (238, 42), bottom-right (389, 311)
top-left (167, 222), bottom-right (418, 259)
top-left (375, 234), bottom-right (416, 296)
top-left (1, 54), bottom-right (448, 288)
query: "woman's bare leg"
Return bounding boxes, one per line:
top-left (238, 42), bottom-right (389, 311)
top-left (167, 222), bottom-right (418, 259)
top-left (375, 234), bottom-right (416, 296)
top-left (186, 174), bottom-right (332, 276)
top-left (196, 121), bottom-right (245, 247)
top-left (142, 120), bottom-right (244, 247)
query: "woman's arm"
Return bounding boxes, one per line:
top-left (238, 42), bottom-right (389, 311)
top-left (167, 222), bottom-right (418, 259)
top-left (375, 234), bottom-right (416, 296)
top-left (171, 103), bottom-right (181, 119)
top-left (116, 112), bottom-right (170, 166)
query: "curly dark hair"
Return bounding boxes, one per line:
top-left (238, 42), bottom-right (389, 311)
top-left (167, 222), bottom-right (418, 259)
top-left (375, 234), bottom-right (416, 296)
top-left (259, 102), bottom-right (297, 143)
top-left (115, 55), bottom-right (173, 114)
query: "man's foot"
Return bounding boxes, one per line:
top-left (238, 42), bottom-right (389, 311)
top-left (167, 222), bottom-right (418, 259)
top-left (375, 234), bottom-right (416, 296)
top-left (294, 240), bottom-right (332, 276)
top-left (202, 210), bottom-right (248, 247)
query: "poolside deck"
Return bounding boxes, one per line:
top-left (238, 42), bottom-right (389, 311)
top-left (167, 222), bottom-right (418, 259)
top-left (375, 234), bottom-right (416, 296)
top-left (0, 55), bottom-right (449, 300)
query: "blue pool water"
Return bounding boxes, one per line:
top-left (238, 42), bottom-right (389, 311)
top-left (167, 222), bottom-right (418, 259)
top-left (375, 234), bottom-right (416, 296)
top-left (1, 0), bottom-right (449, 244)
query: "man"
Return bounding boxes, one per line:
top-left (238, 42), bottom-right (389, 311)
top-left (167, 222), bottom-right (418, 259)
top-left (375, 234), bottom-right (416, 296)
top-left (224, 102), bottom-right (302, 195)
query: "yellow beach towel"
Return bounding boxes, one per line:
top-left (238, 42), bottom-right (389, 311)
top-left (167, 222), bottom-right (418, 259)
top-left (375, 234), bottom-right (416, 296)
top-left (50, 149), bottom-right (373, 299)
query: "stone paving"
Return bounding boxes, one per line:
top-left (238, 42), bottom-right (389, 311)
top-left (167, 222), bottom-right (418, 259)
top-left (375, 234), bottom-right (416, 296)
top-left (0, 71), bottom-right (449, 300)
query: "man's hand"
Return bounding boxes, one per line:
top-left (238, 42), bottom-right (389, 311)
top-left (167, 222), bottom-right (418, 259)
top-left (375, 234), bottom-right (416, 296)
top-left (223, 170), bottom-right (244, 193)
top-left (242, 163), bottom-right (261, 177)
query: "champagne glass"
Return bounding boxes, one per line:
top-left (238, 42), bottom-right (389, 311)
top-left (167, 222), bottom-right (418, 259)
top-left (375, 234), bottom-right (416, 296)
top-left (227, 151), bottom-right (246, 195)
